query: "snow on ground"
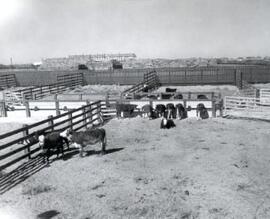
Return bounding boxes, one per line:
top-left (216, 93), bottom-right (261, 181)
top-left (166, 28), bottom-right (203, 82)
top-left (1, 117), bottom-right (270, 218)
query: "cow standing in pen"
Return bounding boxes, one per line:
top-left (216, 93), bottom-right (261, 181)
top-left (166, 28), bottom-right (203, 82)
top-left (155, 104), bottom-right (166, 118)
top-left (38, 131), bottom-right (69, 164)
top-left (175, 103), bottom-right (188, 120)
top-left (166, 103), bottom-right (176, 119)
top-left (64, 128), bottom-right (107, 157)
top-left (196, 103), bottom-right (209, 120)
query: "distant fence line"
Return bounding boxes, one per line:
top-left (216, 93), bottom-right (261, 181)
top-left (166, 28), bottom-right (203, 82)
top-left (0, 74), bottom-right (17, 88)
top-left (2, 73), bottom-right (83, 105)
top-left (0, 66), bottom-right (270, 87)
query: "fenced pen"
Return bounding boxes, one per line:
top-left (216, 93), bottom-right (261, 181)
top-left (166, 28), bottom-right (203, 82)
top-left (223, 96), bottom-right (270, 120)
top-left (0, 100), bottom-right (103, 173)
top-left (0, 73), bottom-right (84, 114)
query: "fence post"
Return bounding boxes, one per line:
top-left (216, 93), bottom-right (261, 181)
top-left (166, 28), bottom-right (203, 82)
top-left (82, 106), bottom-right (87, 128)
top-left (25, 101), bottom-right (31, 117)
top-left (68, 111), bottom-right (73, 130)
top-left (30, 88), bottom-right (33, 100)
top-left (86, 100), bottom-right (92, 123)
top-left (1, 102), bottom-right (7, 117)
top-left (22, 124), bottom-right (31, 160)
top-left (48, 115), bottom-right (54, 131)
top-left (212, 101), bottom-right (216, 118)
top-left (98, 101), bottom-right (104, 125)
top-left (105, 92), bottom-right (109, 107)
top-left (183, 99), bottom-right (187, 109)
top-left (55, 100), bottom-right (60, 116)
top-left (188, 92), bottom-right (191, 100)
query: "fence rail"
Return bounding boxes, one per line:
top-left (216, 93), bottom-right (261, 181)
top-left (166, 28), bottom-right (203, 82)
top-left (0, 100), bottom-right (103, 172)
top-left (122, 70), bottom-right (160, 98)
top-left (2, 73), bottom-right (84, 108)
top-left (0, 74), bottom-right (17, 88)
top-left (224, 96), bottom-right (270, 119)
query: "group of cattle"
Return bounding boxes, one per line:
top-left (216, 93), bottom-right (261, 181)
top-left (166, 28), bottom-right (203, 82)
top-left (131, 88), bottom-right (209, 100)
top-left (23, 128), bottom-right (107, 165)
top-left (116, 102), bottom-right (209, 120)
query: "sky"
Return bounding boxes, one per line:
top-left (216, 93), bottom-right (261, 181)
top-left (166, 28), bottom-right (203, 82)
top-left (0, 0), bottom-right (270, 64)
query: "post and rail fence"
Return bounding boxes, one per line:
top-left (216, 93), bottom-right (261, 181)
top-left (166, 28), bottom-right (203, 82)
top-left (0, 100), bottom-right (103, 172)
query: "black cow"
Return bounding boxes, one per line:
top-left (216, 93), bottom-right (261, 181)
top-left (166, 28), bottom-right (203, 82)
top-left (147, 94), bottom-right (158, 100)
top-left (161, 93), bottom-right (174, 99)
top-left (174, 93), bottom-right (183, 99)
top-left (196, 103), bottom-right (209, 120)
top-left (65, 128), bottom-right (106, 157)
top-left (197, 94), bottom-right (208, 100)
top-left (141, 104), bottom-right (154, 119)
top-left (116, 103), bottom-right (137, 118)
top-left (166, 103), bottom-right (176, 119)
top-left (38, 131), bottom-right (69, 164)
top-left (175, 103), bottom-right (187, 120)
top-left (165, 88), bottom-right (177, 93)
top-left (155, 104), bottom-right (166, 118)
top-left (160, 117), bottom-right (176, 129)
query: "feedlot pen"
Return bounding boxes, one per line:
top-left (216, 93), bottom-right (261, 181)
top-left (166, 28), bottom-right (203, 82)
top-left (1, 117), bottom-right (270, 218)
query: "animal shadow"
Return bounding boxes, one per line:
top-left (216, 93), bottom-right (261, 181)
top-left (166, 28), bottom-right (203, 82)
top-left (63, 147), bottom-right (124, 159)
top-left (37, 210), bottom-right (60, 219)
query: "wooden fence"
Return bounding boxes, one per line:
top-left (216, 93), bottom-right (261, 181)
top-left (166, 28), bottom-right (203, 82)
top-left (0, 100), bottom-right (103, 172)
top-left (238, 80), bottom-right (259, 98)
top-left (2, 73), bottom-right (84, 105)
top-left (0, 74), bottom-right (16, 88)
top-left (259, 89), bottom-right (270, 104)
top-left (1, 65), bottom-right (270, 86)
top-left (223, 96), bottom-right (270, 119)
top-left (121, 70), bottom-right (160, 98)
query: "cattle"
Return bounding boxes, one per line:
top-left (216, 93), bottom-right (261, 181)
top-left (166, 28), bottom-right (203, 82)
top-left (38, 131), bottom-right (69, 164)
top-left (161, 93), bottom-right (173, 99)
top-left (196, 103), bottom-right (209, 120)
top-left (174, 93), bottom-right (183, 99)
top-left (175, 103), bottom-right (188, 120)
top-left (166, 103), bottom-right (176, 119)
top-left (142, 84), bottom-right (149, 92)
top-left (165, 88), bottom-right (177, 93)
top-left (155, 104), bottom-right (166, 118)
top-left (147, 94), bottom-right (158, 100)
top-left (141, 104), bottom-right (154, 119)
top-left (116, 103), bottom-right (137, 118)
top-left (65, 128), bottom-right (106, 157)
top-left (160, 117), bottom-right (176, 129)
top-left (197, 94), bottom-right (208, 100)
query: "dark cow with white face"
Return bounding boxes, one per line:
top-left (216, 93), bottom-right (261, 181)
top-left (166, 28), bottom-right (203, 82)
top-left (175, 103), bottom-right (187, 120)
top-left (38, 131), bottom-right (69, 164)
top-left (155, 104), bottom-right (166, 118)
top-left (166, 103), bottom-right (176, 119)
top-left (160, 117), bottom-right (176, 129)
top-left (116, 103), bottom-right (137, 118)
top-left (64, 128), bottom-right (106, 157)
top-left (196, 103), bottom-right (209, 120)
top-left (141, 104), bottom-right (154, 119)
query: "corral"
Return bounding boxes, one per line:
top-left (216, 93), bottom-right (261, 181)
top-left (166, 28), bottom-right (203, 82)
top-left (1, 117), bottom-right (270, 218)
top-left (1, 70), bottom-right (270, 218)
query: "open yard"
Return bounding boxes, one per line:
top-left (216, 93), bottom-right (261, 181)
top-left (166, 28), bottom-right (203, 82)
top-left (1, 116), bottom-right (270, 218)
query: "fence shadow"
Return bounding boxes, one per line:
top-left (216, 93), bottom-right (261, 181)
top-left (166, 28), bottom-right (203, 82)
top-left (0, 156), bottom-right (47, 195)
top-left (223, 115), bottom-right (270, 123)
top-left (63, 147), bottom-right (124, 160)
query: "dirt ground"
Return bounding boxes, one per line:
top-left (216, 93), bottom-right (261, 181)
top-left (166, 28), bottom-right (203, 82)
top-left (1, 116), bottom-right (270, 219)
